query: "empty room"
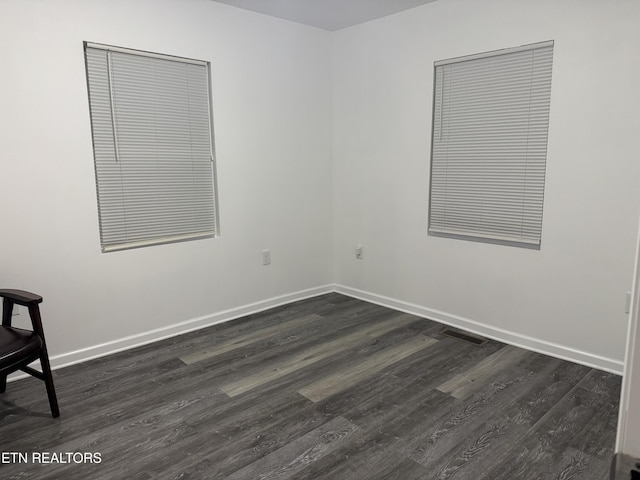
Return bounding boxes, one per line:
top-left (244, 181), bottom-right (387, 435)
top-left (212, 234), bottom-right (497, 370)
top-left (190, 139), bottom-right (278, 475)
top-left (2, 0), bottom-right (640, 478)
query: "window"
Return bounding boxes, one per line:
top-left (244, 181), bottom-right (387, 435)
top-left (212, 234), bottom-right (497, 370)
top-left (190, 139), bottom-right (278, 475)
top-left (428, 41), bottom-right (553, 249)
top-left (84, 42), bottom-right (218, 252)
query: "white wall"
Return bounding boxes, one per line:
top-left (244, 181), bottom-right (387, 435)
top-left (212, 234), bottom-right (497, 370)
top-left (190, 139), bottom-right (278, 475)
top-left (0, 0), bottom-right (333, 361)
top-left (2, 0), bottom-right (639, 378)
top-left (332, 0), bottom-right (640, 371)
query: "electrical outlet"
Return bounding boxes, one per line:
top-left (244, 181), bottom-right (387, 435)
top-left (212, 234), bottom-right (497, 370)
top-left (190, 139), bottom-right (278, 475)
top-left (355, 244), bottom-right (364, 259)
top-left (262, 249), bottom-right (271, 266)
top-left (626, 292), bottom-right (632, 314)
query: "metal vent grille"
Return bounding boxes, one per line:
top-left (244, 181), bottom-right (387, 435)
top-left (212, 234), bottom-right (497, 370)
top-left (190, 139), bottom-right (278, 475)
top-left (442, 329), bottom-right (487, 346)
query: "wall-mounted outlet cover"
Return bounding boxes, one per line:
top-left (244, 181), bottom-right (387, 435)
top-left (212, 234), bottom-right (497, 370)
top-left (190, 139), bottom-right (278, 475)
top-left (262, 250), bottom-right (271, 266)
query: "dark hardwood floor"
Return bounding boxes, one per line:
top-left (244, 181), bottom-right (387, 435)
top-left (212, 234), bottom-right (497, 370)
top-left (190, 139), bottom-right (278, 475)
top-left (0, 293), bottom-right (621, 479)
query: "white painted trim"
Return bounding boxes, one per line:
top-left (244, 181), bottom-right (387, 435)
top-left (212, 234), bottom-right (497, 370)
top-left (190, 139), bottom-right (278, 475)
top-left (434, 40), bottom-right (554, 66)
top-left (9, 282), bottom-right (622, 384)
top-left (616, 215), bottom-right (640, 452)
top-left (8, 284), bottom-right (333, 382)
top-left (334, 284), bottom-right (623, 375)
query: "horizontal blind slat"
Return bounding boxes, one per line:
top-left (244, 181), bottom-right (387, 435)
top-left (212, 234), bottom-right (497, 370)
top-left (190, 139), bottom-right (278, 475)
top-left (429, 42), bottom-right (553, 247)
top-left (85, 44), bottom-right (217, 251)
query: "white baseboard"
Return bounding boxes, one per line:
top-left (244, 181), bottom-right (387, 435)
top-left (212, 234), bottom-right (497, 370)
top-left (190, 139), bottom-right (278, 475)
top-left (9, 282), bottom-right (623, 382)
top-left (8, 284), bottom-right (334, 382)
top-left (333, 284), bottom-right (624, 375)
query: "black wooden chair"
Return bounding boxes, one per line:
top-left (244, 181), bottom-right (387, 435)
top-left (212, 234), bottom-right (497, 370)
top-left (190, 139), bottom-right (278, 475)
top-left (0, 289), bottom-right (59, 417)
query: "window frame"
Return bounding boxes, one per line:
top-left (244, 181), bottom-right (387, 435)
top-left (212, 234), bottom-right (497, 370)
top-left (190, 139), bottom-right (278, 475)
top-left (84, 42), bottom-right (219, 253)
top-left (427, 41), bottom-right (554, 249)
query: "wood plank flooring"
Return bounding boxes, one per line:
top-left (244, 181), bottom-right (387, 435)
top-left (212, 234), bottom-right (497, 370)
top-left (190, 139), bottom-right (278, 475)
top-left (0, 293), bottom-right (621, 479)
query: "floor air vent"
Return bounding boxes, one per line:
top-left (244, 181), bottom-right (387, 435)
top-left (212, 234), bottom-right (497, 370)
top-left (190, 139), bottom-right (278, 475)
top-left (441, 329), bottom-right (487, 346)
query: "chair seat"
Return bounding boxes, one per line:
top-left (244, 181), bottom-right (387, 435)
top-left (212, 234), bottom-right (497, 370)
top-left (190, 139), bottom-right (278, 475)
top-left (0, 326), bottom-right (42, 373)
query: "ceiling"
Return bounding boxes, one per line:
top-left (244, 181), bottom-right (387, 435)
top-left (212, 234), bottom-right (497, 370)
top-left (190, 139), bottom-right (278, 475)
top-left (210, 0), bottom-right (440, 31)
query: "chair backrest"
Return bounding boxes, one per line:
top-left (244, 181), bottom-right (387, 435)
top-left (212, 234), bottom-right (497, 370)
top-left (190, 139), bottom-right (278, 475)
top-left (0, 289), bottom-right (59, 417)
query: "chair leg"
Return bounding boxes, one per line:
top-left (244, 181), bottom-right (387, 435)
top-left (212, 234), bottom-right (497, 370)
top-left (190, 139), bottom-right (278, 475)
top-left (39, 351), bottom-right (59, 418)
top-left (0, 374), bottom-right (6, 393)
top-left (27, 304), bottom-right (59, 418)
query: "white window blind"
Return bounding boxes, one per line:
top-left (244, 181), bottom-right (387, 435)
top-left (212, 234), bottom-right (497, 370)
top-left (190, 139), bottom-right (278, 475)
top-left (84, 42), bottom-right (218, 252)
top-left (429, 41), bottom-right (553, 249)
